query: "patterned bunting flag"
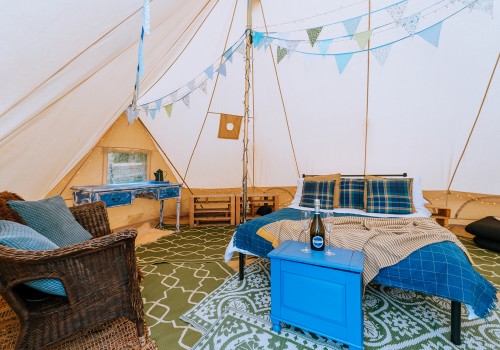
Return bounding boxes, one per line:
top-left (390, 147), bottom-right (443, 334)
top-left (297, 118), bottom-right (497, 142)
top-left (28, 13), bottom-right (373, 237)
top-left (277, 46), bottom-right (287, 63)
top-left (200, 80), bottom-right (208, 94)
top-left (306, 27), bottom-right (323, 47)
top-left (317, 39), bottom-right (333, 55)
top-left (164, 104), bottom-right (173, 117)
top-left (126, 107), bottom-right (137, 124)
top-left (187, 80), bottom-right (196, 92)
top-left (216, 63), bottom-right (227, 77)
top-left (285, 40), bottom-right (300, 58)
top-left (182, 94), bottom-right (190, 108)
top-left (334, 53), bottom-right (353, 74)
top-left (400, 13), bottom-right (421, 36)
top-left (353, 30), bottom-right (372, 49)
top-left (417, 22), bottom-right (443, 47)
top-left (150, 108), bottom-right (157, 120)
top-left (371, 45), bottom-right (392, 67)
top-left (386, 0), bottom-right (408, 21)
top-left (342, 16), bottom-right (362, 36)
top-left (205, 65), bottom-right (214, 80)
top-left (236, 41), bottom-right (246, 55)
top-left (462, 0), bottom-right (493, 15)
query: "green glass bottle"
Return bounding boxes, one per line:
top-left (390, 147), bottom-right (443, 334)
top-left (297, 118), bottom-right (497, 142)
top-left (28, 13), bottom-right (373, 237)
top-left (310, 199), bottom-right (325, 251)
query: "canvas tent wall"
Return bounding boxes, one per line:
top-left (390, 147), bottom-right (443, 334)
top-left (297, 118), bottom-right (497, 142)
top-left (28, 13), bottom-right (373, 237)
top-left (1, 0), bottom-right (499, 224)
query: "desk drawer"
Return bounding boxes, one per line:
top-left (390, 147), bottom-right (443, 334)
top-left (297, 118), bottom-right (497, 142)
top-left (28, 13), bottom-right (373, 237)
top-left (98, 192), bottom-right (132, 207)
top-left (159, 187), bottom-right (179, 199)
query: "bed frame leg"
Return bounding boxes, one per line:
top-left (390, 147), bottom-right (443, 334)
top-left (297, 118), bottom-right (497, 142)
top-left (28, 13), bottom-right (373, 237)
top-left (239, 253), bottom-right (245, 281)
top-left (451, 301), bottom-right (461, 345)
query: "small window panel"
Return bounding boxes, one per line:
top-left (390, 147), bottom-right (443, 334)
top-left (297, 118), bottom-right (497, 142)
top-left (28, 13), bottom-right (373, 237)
top-left (107, 151), bottom-right (148, 184)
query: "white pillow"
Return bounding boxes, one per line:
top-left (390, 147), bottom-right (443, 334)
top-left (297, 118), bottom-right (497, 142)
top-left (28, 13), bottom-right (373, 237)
top-left (290, 178), bottom-right (304, 206)
top-left (412, 176), bottom-right (429, 209)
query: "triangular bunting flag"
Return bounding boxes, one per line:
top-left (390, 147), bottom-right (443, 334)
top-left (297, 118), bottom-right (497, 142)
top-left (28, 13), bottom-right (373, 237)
top-left (216, 63), bottom-right (226, 77)
top-left (342, 16), bottom-right (362, 36)
top-left (164, 104), bottom-right (173, 117)
top-left (334, 53), bottom-right (354, 74)
top-left (155, 99), bottom-right (162, 111)
top-left (236, 41), bottom-right (246, 55)
top-left (138, 36), bottom-right (145, 77)
top-left (400, 13), bottom-right (421, 36)
top-left (386, 0), bottom-right (408, 21)
top-left (371, 45), bottom-right (392, 67)
top-left (417, 22), bottom-right (443, 47)
top-left (126, 107), bottom-right (137, 124)
top-left (317, 39), bottom-right (333, 55)
top-left (353, 30), bottom-right (372, 50)
top-left (143, 105), bottom-right (149, 117)
top-left (285, 40), bottom-right (300, 57)
top-left (256, 37), bottom-right (272, 51)
top-left (200, 80), bottom-right (208, 94)
top-left (150, 108), bottom-right (157, 120)
top-left (306, 27), bottom-right (323, 47)
top-left (205, 65), bottom-right (214, 80)
top-left (223, 49), bottom-right (233, 63)
top-left (187, 80), bottom-right (196, 92)
top-left (181, 94), bottom-right (190, 108)
top-left (464, 0), bottom-right (493, 15)
top-left (277, 46), bottom-right (287, 64)
top-left (253, 32), bottom-right (264, 48)
top-left (171, 90), bottom-right (178, 102)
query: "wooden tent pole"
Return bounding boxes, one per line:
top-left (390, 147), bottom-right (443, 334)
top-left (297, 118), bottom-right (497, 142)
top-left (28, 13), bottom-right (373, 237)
top-left (242, 0), bottom-right (252, 223)
top-left (363, 0), bottom-right (372, 176)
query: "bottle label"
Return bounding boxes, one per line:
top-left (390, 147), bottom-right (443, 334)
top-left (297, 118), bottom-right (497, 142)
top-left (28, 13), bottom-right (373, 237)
top-left (312, 236), bottom-right (324, 248)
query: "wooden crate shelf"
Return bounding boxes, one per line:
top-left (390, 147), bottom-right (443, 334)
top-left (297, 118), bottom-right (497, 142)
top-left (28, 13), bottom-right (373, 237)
top-left (235, 194), bottom-right (279, 224)
top-left (427, 206), bottom-right (451, 228)
top-left (189, 194), bottom-right (235, 227)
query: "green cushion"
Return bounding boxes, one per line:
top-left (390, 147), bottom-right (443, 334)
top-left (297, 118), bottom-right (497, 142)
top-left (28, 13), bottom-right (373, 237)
top-left (0, 220), bottom-right (66, 296)
top-left (7, 195), bottom-right (92, 247)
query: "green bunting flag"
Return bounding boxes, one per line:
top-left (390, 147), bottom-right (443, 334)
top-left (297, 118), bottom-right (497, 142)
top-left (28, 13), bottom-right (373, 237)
top-left (277, 46), bottom-right (287, 63)
top-left (306, 27), bottom-right (323, 47)
top-left (164, 104), bottom-right (173, 117)
top-left (353, 30), bottom-right (372, 50)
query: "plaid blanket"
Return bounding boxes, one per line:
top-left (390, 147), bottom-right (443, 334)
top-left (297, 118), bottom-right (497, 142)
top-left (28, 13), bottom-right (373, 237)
top-left (233, 208), bottom-right (497, 318)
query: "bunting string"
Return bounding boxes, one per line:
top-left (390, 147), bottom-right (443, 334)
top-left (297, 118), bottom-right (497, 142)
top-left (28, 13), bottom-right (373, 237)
top-left (129, 0), bottom-right (492, 122)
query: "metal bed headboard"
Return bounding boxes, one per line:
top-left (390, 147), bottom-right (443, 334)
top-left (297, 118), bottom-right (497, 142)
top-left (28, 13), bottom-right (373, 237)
top-left (302, 173), bottom-right (407, 178)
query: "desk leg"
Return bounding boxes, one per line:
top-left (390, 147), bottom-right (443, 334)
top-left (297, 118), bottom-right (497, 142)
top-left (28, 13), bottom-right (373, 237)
top-left (156, 200), bottom-right (165, 229)
top-left (176, 196), bottom-right (181, 232)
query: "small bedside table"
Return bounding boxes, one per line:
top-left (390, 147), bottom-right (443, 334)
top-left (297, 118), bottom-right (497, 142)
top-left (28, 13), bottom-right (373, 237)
top-left (268, 240), bottom-right (365, 350)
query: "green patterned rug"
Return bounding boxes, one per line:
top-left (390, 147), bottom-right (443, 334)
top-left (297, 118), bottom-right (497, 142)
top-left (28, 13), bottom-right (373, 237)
top-left (136, 225), bottom-right (235, 264)
top-left (140, 261), bottom-right (234, 350)
top-left (182, 252), bottom-right (500, 349)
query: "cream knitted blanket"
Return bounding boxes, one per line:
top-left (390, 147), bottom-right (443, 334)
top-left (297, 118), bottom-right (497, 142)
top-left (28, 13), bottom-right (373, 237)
top-left (257, 216), bottom-right (470, 285)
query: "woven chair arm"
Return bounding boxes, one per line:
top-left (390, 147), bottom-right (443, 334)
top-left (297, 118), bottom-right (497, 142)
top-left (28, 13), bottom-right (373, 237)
top-left (0, 228), bottom-right (137, 263)
top-left (69, 201), bottom-right (112, 238)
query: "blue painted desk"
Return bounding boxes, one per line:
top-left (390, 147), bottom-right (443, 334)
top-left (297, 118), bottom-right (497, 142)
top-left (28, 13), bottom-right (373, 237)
top-left (268, 240), bottom-right (365, 350)
top-left (71, 181), bottom-right (182, 231)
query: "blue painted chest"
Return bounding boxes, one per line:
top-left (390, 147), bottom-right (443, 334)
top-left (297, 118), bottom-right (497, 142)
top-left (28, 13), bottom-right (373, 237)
top-left (268, 240), bottom-right (365, 349)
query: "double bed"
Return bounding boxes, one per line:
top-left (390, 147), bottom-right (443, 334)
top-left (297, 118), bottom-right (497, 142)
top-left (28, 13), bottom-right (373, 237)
top-left (225, 174), bottom-right (497, 345)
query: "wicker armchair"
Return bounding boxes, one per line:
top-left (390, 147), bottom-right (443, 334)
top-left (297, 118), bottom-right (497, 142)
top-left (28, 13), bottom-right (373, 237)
top-left (0, 199), bottom-right (146, 350)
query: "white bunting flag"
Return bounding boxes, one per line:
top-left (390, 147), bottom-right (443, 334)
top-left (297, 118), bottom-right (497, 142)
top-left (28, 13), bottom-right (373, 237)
top-left (371, 45), bottom-right (392, 67)
top-left (400, 13), bottom-right (421, 36)
top-left (386, 0), bottom-right (408, 21)
top-left (171, 90), bottom-right (178, 103)
top-left (182, 94), bottom-right (190, 108)
top-left (200, 80), bottom-right (208, 94)
top-left (187, 80), bottom-right (196, 93)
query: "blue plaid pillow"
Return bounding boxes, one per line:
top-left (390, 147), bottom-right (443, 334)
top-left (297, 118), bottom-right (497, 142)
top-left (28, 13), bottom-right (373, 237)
top-left (365, 178), bottom-right (415, 214)
top-left (299, 180), bottom-right (336, 210)
top-left (339, 178), bottom-right (365, 209)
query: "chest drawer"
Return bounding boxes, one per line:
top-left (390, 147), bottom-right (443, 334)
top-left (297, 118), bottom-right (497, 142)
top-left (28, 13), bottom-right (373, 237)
top-left (159, 187), bottom-right (179, 199)
top-left (98, 192), bottom-right (132, 207)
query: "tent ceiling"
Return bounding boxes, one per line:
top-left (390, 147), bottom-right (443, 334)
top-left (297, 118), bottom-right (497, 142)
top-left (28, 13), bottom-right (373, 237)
top-left (1, 0), bottom-right (499, 199)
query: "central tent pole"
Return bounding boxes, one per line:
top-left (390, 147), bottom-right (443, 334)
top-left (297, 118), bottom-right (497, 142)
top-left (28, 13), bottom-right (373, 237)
top-left (242, 0), bottom-right (252, 224)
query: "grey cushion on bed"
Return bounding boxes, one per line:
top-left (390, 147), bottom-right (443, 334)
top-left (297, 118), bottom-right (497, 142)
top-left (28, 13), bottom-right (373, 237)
top-left (465, 216), bottom-right (500, 241)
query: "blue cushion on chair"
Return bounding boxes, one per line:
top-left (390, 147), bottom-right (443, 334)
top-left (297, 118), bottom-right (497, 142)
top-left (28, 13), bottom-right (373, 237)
top-left (8, 195), bottom-right (92, 247)
top-left (0, 220), bottom-right (66, 296)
